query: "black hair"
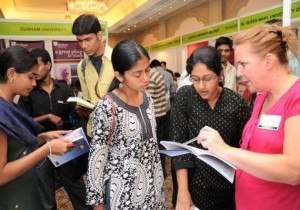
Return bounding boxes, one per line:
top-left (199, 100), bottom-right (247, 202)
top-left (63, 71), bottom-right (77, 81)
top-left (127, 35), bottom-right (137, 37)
top-left (150, 59), bottom-right (161, 68)
top-left (71, 79), bottom-right (81, 89)
top-left (174, 72), bottom-right (181, 78)
top-left (160, 61), bottom-right (167, 65)
top-left (108, 40), bottom-right (150, 92)
top-left (31, 48), bottom-right (52, 70)
top-left (215, 36), bottom-right (233, 50)
top-left (72, 14), bottom-right (102, 35)
top-left (0, 45), bottom-right (37, 82)
top-left (186, 45), bottom-right (222, 76)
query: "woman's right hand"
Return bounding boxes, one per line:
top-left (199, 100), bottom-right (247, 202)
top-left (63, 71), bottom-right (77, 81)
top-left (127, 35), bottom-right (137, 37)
top-left (47, 138), bottom-right (74, 155)
top-left (197, 126), bottom-right (230, 155)
top-left (176, 188), bottom-right (193, 210)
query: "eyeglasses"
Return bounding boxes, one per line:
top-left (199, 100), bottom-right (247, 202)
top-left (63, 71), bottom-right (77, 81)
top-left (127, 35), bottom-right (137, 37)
top-left (189, 74), bottom-right (217, 85)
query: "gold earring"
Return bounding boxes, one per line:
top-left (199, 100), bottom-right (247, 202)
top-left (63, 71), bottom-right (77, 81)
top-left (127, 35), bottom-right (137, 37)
top-left (10, 78), bottom-right (14, 83)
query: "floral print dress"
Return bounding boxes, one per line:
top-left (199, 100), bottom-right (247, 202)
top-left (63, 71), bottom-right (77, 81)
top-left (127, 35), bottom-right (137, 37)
top-left (86, 91), bottom-right (166, 210)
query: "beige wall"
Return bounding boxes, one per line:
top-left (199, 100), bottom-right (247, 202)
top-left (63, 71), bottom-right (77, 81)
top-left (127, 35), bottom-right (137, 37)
top-left (108, 24), bottom-right (159, 48)
top-left (109, 34), bottom-right (131, 48)
top-left (109, 0), bottom-right (283, 47)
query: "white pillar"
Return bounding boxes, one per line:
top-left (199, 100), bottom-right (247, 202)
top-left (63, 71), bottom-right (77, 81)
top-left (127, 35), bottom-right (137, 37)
top-left (282, 0), bottom-right (291, 26)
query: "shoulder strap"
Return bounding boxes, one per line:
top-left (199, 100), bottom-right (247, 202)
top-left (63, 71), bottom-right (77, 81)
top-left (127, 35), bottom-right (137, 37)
top-left (104, 94), bottom-right (116, 144)
top-left (81, 59), bottom-right (87, 78)
top-left (145, 90), bottom-right (151, 98)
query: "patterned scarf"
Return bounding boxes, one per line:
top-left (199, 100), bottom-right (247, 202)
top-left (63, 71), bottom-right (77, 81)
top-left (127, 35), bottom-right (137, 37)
top-left (0, 97), bottom-right (44, 147)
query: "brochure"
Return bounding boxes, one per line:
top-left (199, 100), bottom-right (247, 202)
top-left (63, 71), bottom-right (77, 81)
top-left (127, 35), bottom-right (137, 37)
top-left (160, 140), bottom-right (236, 183)
top-left (48, 127), bottom-right (90, 167)
top-left (67, 97), bottom-right (94, 109)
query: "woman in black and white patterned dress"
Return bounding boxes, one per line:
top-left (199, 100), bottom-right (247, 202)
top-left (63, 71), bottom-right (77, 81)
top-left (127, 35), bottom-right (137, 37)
top-left (86, 40), bottom-right (166, 210)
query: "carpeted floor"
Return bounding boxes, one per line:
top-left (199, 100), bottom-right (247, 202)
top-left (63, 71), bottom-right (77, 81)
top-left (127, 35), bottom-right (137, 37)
top-left (56, 157), bottom-right (174, 209)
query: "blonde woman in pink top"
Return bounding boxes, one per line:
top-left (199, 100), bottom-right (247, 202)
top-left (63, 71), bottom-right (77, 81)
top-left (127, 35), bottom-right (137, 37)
top-left (197, 24), bottom-right (300, 210)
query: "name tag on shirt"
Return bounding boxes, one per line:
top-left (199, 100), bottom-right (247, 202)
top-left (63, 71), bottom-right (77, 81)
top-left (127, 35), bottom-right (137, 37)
top-left (57, 100), bottom-right (67, 104)
top-left (258, 114), bottom-right (282, 130)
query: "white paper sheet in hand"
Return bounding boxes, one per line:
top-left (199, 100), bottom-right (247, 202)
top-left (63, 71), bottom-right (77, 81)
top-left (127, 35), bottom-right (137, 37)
top-left (160, 141), bottom-right (236, 183)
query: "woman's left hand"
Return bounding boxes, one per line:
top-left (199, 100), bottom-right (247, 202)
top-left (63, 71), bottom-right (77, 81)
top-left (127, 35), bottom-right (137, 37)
top-left (197, 126), bottom-right (230, 154)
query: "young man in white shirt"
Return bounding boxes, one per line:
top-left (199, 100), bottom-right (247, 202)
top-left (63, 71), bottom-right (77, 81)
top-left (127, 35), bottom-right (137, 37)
top-left (215, 36), bottom-right (237, 91)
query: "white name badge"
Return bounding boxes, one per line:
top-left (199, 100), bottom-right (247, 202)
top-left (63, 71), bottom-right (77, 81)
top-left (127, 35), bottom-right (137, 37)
top-left (258, 114), bottom-right (282, 130)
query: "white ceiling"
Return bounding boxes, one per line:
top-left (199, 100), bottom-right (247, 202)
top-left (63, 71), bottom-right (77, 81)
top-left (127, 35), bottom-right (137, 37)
top-left (0, 0), bottom-right (208, 34)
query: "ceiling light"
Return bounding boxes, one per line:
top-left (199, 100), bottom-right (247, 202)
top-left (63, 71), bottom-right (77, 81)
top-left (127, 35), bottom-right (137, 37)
top-left (67, 0), bottom-right (109, 15)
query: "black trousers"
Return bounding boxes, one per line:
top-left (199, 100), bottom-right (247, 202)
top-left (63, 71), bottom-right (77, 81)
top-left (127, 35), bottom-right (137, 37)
top-left (36, 158), bottom-right (91, 210)
top-left (156, 111), bottom-right (171, 177)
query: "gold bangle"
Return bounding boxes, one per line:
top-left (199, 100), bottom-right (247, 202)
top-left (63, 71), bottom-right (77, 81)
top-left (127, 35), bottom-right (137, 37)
top-left (46, 141), bottom-right (52, 155)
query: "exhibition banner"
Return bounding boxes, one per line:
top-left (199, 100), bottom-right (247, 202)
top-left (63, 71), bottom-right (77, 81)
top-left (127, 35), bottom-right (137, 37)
top-left (9, 40), bottom-right (44, 51)
top-left (0, 22), bottom-right (73, 36)
top-left (0, 20), bottom-right (107, 37)
top-left (182, 20), bottom-right (238, 45)
top-left (52, 40), bottom-right (84, 85)
top-left (291, 1), bottom-right (300, 19)
top-left (240, 7), bottom-right (283, 30)
top-left (240, 1), bottom-right (300, 30)
top-left (144, 45), bottom-right (150, 53)
top-left (150, 37), bottom-right (181, 52)
top-left (52, 40), bottom-right (83, 63)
